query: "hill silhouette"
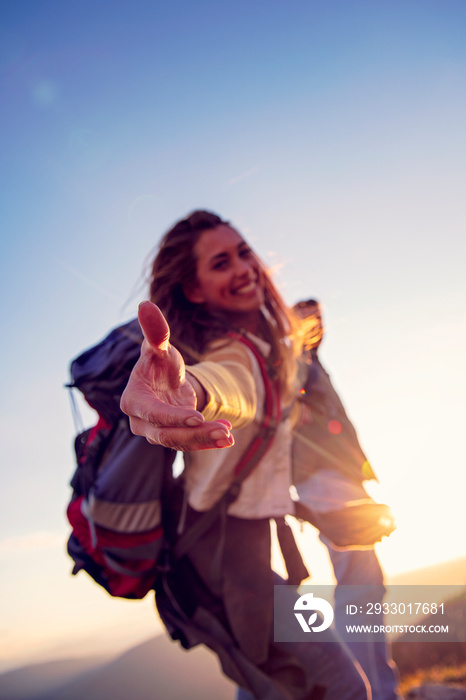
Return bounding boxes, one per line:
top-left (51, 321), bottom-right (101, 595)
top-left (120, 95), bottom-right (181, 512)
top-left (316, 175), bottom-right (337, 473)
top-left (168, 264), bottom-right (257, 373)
top-left (392, 589), bottom-right (466, 677)
top-left (389, 556), bottom-right (466, 587)
top-left (2, 556), bottom-right (464, 700)
top-left (0, 634), bottom-right (234, 700)
top-left (0, 657), bottom-right (110, 700)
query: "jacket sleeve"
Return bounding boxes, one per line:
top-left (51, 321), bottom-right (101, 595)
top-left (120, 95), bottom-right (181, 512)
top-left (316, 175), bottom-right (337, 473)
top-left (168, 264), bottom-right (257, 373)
top-left (185, 341), bottom-right (257, 429)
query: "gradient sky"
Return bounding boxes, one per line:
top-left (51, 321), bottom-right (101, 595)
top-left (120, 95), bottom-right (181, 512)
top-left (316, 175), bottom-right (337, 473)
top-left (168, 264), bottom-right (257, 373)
top-left (1, 0), bottom-right (465, 673)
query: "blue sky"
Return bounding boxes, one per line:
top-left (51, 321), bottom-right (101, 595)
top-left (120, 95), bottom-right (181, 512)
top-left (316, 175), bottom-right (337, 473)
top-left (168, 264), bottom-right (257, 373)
top-left (1, 0), bottom-right (465, 672)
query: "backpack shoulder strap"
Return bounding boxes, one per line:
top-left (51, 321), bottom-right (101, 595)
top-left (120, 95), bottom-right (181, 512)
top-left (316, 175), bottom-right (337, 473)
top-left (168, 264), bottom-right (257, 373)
top-left (229, 332), bottom-right (281, 480)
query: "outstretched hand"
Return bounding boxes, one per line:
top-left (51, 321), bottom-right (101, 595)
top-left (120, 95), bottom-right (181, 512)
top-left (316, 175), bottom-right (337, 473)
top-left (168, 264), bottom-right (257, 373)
top-left (120, 301), bottom-right (234, 451)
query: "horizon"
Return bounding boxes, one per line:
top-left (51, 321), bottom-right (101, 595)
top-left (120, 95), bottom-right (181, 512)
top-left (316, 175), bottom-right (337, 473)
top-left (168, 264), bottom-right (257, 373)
top-left (1, 0), bottom-right (465, 677)
top-left (1, 551), bottom-right (465, 676)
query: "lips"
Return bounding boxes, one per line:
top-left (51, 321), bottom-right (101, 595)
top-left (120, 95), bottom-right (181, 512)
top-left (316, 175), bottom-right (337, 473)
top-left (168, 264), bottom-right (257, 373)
top-left (234, 280), bottom-right (258, 296)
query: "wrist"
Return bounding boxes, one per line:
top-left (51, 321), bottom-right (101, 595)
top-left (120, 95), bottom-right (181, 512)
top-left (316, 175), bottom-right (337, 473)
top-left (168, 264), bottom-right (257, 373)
top-left (185, 372), bottom-right (207, 412)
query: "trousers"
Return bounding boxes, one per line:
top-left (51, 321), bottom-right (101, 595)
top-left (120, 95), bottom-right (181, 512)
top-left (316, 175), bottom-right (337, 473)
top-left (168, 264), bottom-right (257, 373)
top-left (324, 542), bottom-right (401, 700)
top-left (236, 573), bottom-right (370, 700)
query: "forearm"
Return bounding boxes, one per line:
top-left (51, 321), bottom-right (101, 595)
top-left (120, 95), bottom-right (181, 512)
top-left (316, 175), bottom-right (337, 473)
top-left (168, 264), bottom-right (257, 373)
top-left (185, 372), bottom-right (207, 412)
top-left (186, 344), bottom-right (257, 429)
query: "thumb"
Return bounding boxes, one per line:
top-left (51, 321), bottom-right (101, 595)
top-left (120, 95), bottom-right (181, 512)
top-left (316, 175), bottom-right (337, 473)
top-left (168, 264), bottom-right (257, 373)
top-left (138, 301), bottom-right (170, 353)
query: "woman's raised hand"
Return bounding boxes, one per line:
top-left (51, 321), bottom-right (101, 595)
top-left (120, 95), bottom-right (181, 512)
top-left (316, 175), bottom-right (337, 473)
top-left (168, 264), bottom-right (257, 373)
top-left (120, 301), bottom-right (233, 451)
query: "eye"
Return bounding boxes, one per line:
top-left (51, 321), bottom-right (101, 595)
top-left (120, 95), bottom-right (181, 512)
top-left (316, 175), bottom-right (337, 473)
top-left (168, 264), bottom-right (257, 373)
top-left (212, 258), bottom-right (228, 271)
top-left (239, 246), bottom-right (253, 259)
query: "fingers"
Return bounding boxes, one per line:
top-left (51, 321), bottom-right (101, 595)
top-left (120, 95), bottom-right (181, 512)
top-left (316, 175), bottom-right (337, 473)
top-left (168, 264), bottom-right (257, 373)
top-left (120, 382), bottom-right (204, 428)
top-left (138, 300), bottom-right (170, 353)
top-left (137, 301), bottom-right (187, 391)
top-left (120, 380), bottom-right (234, 450)
top-left (124, 300), bottom-right (236, 451)
top-left (128, 416), bottom-right (235, 452)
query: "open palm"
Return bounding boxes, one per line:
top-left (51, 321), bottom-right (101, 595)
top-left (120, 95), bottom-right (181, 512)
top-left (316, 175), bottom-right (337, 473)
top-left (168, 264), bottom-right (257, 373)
top-left (121, 301), bottom-right (233, 451)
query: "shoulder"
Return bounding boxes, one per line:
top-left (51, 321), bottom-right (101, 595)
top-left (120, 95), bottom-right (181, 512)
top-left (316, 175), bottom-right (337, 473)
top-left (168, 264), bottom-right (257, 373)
top-left (202, 336), bottom-right (262, 376)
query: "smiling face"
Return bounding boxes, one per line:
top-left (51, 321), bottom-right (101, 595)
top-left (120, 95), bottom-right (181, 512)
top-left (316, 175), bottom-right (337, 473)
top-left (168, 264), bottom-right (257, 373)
top-left (186, 224), bottom-right (265, 329)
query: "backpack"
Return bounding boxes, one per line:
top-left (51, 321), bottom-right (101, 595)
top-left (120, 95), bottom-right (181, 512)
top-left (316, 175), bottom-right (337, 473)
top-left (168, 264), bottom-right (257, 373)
top-left (293, 353), bottom-right (396, 548)
top-left (65, 319), bottom-right (285, 600)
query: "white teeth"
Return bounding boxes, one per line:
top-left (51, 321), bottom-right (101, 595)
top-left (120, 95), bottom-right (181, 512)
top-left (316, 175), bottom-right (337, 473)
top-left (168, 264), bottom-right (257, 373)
top-left (235, 281), bottom-right (256, 295)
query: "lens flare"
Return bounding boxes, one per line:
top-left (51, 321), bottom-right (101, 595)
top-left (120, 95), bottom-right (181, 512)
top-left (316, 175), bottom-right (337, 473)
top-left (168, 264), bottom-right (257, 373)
top-left (327, 420), bottom-right (342, 435)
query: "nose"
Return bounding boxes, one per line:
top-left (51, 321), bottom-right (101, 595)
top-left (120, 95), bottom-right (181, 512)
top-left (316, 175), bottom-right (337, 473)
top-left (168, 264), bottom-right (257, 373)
top-left (233, 254), bottom-right (254, 277)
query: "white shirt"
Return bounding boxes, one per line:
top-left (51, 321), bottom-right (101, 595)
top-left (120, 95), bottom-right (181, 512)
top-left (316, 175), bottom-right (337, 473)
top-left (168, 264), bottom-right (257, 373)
top-left (185, 336), bottom-right (294, 518)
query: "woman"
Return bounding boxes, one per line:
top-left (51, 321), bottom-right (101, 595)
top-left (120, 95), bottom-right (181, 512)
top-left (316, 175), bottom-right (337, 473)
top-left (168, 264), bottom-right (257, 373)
top-left (121, 210), bottom-right (370, 700)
